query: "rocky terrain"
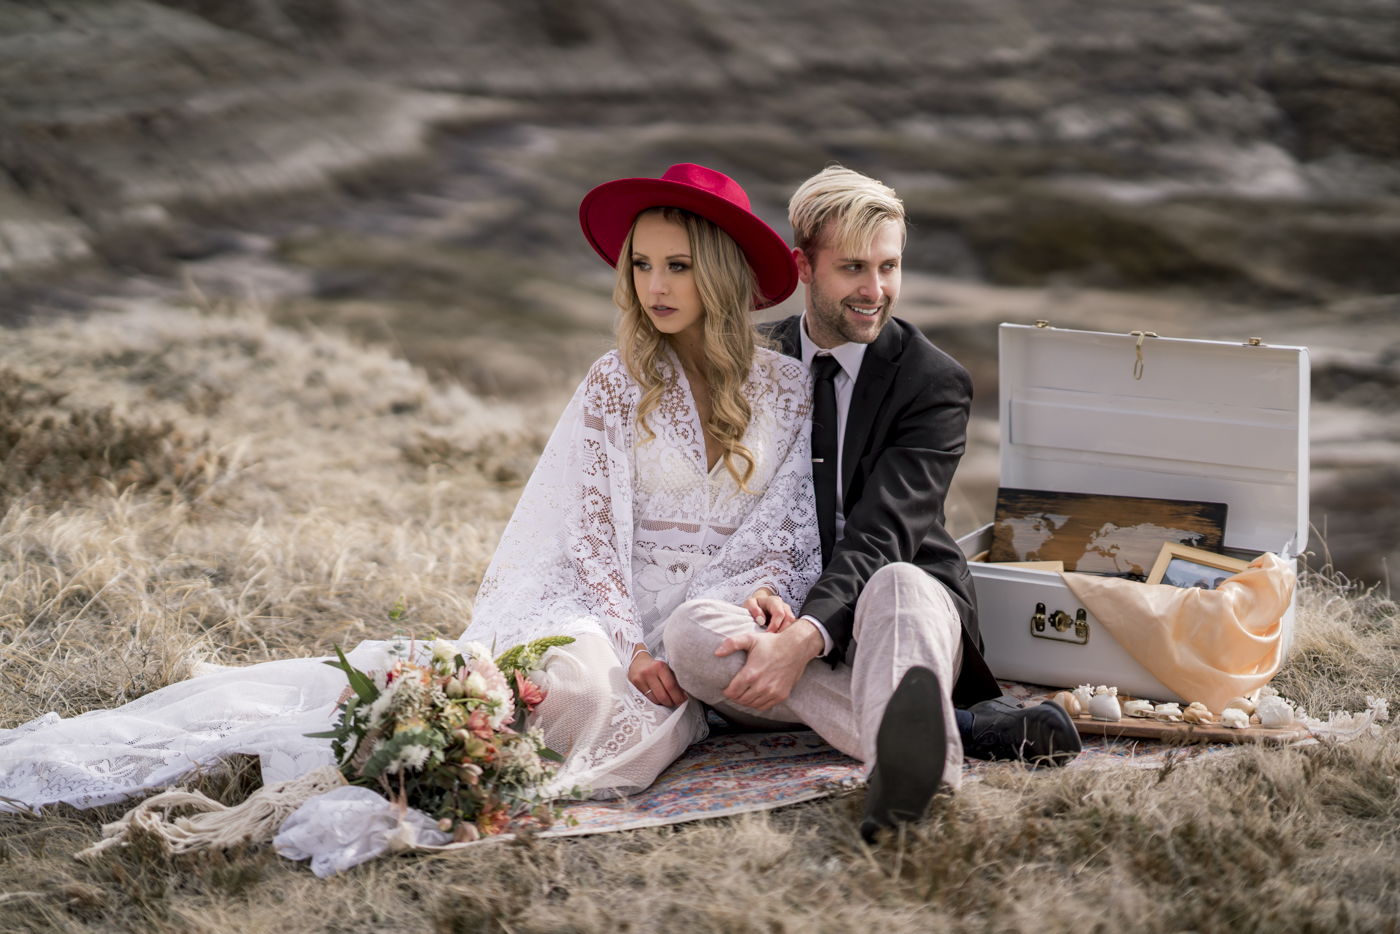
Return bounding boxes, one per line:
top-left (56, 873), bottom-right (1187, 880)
top-left (2, 0), bottom-right (1399, 584)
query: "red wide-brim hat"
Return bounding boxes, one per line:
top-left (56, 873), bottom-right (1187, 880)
top-left (579, 163), bottom-right (798, 309)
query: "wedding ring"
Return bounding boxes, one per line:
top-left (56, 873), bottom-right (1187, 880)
top-left (643, 688), bottom-right (654, 696)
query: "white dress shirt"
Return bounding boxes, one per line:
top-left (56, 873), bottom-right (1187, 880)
top-left (797, 313), bottom-right (868, 657)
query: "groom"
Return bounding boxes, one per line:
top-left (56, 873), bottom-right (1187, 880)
top-left (665, 166), bottom-right (1080, 841)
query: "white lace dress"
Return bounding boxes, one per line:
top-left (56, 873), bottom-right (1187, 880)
top-left (0, 346), bottom-right (819, 810)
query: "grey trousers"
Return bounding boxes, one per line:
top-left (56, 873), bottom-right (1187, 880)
top-left (663, 562), bottom-right (966, 790)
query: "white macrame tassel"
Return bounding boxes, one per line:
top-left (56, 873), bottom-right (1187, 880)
top-left (76, 766), bottom-right (346, 860)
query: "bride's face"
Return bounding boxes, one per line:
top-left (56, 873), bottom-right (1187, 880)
top-left (631, 213), bottom-right (704, 338)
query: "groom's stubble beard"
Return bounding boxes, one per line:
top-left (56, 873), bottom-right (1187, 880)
top-left (806, 271), bottom-right (894, 346)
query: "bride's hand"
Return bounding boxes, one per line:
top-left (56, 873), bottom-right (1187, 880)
top-left (628, 649), bottom-right (689, 707)
top-left (743, 588), bottom-right (797, 633)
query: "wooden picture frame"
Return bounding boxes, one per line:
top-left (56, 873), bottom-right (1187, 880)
top-left (1146, 542), bottom-right (1250, 589)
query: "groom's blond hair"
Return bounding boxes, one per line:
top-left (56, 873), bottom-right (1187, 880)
top-left (788, 166), bottom-right (905, 260)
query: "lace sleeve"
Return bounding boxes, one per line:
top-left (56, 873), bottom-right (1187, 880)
top-left (468, 354), bottom-right (641, 664)
top-left (689, 357), bottom-right (821, 609)
top-left (564, 358), bottom-right (642, 661)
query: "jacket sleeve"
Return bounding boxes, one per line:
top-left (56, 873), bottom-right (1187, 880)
top-left (797, 364), bottom-right (971, 662)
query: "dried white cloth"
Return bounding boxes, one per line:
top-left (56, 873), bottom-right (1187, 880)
top-left (273, 786), bottom-right (451, 878)
top-left (0, 346), bottom-right (820, 812)
top-left (665, 562), bottom-right (966, 790)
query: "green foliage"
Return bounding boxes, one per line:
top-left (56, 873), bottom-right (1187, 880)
top-left (495, 635), bottom-right (576, 677)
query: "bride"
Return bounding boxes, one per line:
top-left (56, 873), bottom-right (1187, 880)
top-left (0, 163), bottom-right (820, 810)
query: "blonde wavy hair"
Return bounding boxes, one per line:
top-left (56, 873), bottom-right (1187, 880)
top-left (614, 207), bottom-right (765, 491)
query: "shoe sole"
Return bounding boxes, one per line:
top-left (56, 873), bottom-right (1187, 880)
top-left (860, 666), bottom-right (946, 843)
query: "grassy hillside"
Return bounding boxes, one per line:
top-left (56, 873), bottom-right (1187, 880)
top-left (1, 303), bottom-right (1397, 932)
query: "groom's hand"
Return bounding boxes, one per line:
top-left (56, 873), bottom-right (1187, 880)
top-left (716, 619), bottom-right (824, 711)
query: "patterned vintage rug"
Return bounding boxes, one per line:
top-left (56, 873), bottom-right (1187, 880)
top-left (539, 683), bottom-right (1233, 838)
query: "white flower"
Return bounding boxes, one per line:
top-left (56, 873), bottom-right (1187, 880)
top-left (431, 639), bottom-right (459, 664)
top-left (459, 641), bottom-right (491, 662)
top-left (485, 689), bottom-right (513, 728)
top-left (367, 679), bottom-right (401, 725)
top-left (464, 672), bottom-right (488, 698)
top-left (386, 743), bottom-right (432, 775)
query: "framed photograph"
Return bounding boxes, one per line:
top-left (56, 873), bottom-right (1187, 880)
top-left (1146, 542), bottom-right (1250, 590)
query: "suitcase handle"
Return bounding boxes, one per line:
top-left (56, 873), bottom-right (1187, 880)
top-left (1030, 603), bottom-right (1090, 645)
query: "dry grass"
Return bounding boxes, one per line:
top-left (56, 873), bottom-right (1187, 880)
top-left (2, 302), bottom-right (1398, 933)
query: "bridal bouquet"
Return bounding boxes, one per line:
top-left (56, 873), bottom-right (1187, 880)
top-left (309, 635), bottom-right (576, 840)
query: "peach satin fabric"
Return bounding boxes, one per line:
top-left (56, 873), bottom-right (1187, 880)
top-left (1060, 553), bottom-right (1296, 713)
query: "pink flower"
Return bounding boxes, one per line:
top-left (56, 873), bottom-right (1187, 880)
top-left (515, 671), bottom-right (546, 713)
top-left (478, 803), bottom-right (511, 836)
top-left (466, 707), bottom-right (494, 740)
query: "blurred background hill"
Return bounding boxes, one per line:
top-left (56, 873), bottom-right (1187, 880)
top-left (2, 0), bottom-right (1399, 585)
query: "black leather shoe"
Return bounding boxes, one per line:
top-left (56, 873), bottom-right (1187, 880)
top-left (963, 696), bottom-right (1081, 766)
top-left (860, 666), bottom-right (946, 844)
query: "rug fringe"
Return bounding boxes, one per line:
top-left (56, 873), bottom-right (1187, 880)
top-left (76, 766), bottom-right (346, 860)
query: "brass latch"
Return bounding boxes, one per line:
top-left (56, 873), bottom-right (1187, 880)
top-left (1030, 602), bottom-right (1089, 645)
top-left (1034, 319), bottom-right (1051, 328)
top-left (1248, 337), bottom-right (1264, 346)
top-left (1130, 330), bottom-right (1158, 380)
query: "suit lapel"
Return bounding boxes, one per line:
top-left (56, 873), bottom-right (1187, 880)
top-left (841, 322), bottom-right (901, 500)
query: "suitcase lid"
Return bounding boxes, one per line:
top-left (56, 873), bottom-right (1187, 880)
top-left (998, 323), bottom-right (1309, 555)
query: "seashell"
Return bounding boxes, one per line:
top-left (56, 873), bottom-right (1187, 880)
top-left (1050, 691), bottom-right (1081, 717)
top-left (1256, 695), bottom-right (1294, 729)
top-left (1072, 684), bottom-right (1095, 711)
top-left (1220, 707), bottom-right (1249, 729)
top-left (1183, 702), bottom-right (1213, 724)
top-left (1153, 702), bottom-right (1183, 721)
top-left (1122, 699), bottom-right (1154, 718)
top-left (1089, 692), bottom-right (1122, 721)
top-left (1224, 696), bottom-right (1256, 716)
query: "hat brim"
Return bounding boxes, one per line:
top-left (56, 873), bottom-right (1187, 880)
top-left (579, 178), bottom-right (798, 310)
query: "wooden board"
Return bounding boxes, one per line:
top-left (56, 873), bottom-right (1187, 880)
top-left (988, 488), bottom-right (1229, 579)
top-left (1064, 712), bottom-right (1310, 745)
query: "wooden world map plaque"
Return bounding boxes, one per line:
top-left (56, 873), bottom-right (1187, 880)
top-left (988, 488), bottom-right (1228, 580)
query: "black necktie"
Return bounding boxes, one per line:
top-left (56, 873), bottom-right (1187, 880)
top-left (811, 354), bottom-right (842, 566)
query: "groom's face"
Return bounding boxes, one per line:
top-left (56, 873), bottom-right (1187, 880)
top-left (796, 220), bottom-right (903, 348)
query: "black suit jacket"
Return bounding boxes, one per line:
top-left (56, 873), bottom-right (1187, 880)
top-left (765, 315), bottom-right (1001, 707)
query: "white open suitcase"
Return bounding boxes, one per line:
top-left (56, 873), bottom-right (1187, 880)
top-left (956, 323), bottom-right (1310, 703)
